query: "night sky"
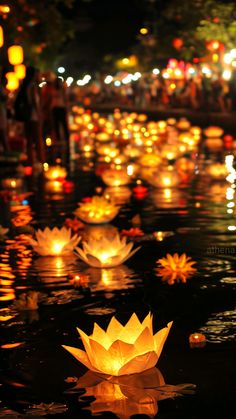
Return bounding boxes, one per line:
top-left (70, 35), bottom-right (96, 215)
top-left (61, 0), bottom-right (151, 73)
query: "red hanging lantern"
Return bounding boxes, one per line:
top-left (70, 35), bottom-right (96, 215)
top-left (172, 38), bottom-right (183, 50)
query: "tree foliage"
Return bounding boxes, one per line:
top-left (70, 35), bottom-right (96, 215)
top-left (1, 0), bottom-right (75, 70)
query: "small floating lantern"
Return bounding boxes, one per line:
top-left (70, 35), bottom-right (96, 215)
top-left (75, 233), bottom-right (140, 268)
top-left (139, 153), bottom-right (161, 168)
top-left (27, 227), bottom-right (80, 256)
top-left (101, 168), bottom-right (130, 186)
top-left (63, 312), bottom-right (172, 375)
top-left (44, 165), bottom-right (67, 181)
top-left (2, 178), bottom-right (23, 190)
top-left (189, 333), bottom-right (206, 348)
top-left (133, 180), bottom-right (148, 199)
top-left (74, 196), bottom-right (119, 224)
top-left (156, 253), bottom-right (196, 284)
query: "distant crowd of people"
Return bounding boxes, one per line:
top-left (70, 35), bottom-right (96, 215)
top-left (1, 65), bottom-right (236, 170)
top-left (73, 71), bottom-right (236, 113)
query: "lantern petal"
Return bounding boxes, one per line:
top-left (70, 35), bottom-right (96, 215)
top-left (154, 321), bottom-right (173, 359)
top-left (92, 323), bottom-right (111, 349)
top-left (108, 340), bottom-right (135, 364)
top-left (89, 339), bottom-right (115, 375)
top-left (142, 312), bottom-right (153, 334)
top-left (118, 351), bottom-right (158, 375)
top-left (107, 316), bottom-right (124, 341)
top-left (134, 326), bottom-right (155, 353)
top-left (62, 345), bottom-right (96, 371)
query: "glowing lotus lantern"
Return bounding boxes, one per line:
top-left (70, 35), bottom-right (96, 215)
top-left (205, 137), bottom-right (223, 151)
top-left (177, 118), bottom-right (191, 131)
top-left (204, 126), bottom-right (223, 138)
top-left (147, 167), bottom-right (180, 188)
top-left (101, 168), bottom-right (130, 186)
top-left (206, 163), bottom-right (228, 179)
top-left (63, 312), bottom-right (172, 375)
top-left (161, 144), bottom-right (179, 160)
top-left (139, 153), bottom-right (161, 167)
top-left (75, 233), bottom-right (140, 268)
top-left (96, 132), bottom-right (110, 142)
top-left (156, 253), bottom-right (196, 284)
top-left (74, 196), bottom-right (119, 224)
top-left (27, 227), bottom-right (80, 256)
top-left (44, 166), bottom-right (67, 180)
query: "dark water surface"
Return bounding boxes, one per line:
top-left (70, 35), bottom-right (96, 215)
top-left (0, 147), bottom-right (235, 418)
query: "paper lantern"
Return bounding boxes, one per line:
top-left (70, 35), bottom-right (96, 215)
top-left (27, 227), bottom-right (80, 256)
top-left (74, 196), bottom-right (119, 224)
top-left (75, 233), bottom-right (140, 268)
top-left (14, 64), bottom-right (26, 79)
top-left (101, 168), bottom-right (130, 186)
top-left (44, 165), bottom-right (67, 180)
top-left (63, 312), bottom-right (172, 375)
top-left (8, 45), bottom-right (24, 65)
top-left (5, 72), bottom-right (19, 91)
top-left (189, 333), bottom-right (206, 348)
top-left (0, 25), bottom-right (4, 48)
top-left (156, 253), bottom-right (196, 284)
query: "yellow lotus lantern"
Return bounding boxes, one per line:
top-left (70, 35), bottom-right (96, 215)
top-left (74, 196), bottom-right (119, 224)
top-left (63, 312), bottom-right (172, 375)
top-left (206, 163), bottom-right (228, 179)
top-left (96, 132), bottom-right (110, 142)
top-left (44, 166), bottom-right (67, 180)
top-left (177, 118), bottom-right (191, 131)
top-left (205, 137), bottom-right (223, 151)
top-left (156, 253), bottom-right (196, 284)
top-left (27, 227), bottom-right (80, 256)
top-left (139, 153), bottom-right (161, 168)
top-left (101, 168), bottom-right (130, 186)
top-left (75, 233), bottom-right (140, 268)
top-left (147, 167), bottom-right (180, 188)
top-left (204, 126), bottom-right (223, 138)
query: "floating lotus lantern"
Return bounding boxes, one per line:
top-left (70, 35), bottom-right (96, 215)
top-left (156, 253), bottom-right (196, 284)
top-left (104, 186), bottom-right (132, 205)
top-left (74, 196), bottom-right (119, 224)
top-left (161, 144), bottom-right (179, 161)
top-left (2, 177), bottom-right (23, 190)
top-left (206, 163), bottom-right (228, 179)
top-left (96, 132), bottom-right (110, 142)
top-left (177, 118), bottom-right (191, 131)
top-left (44, 166), bottom-right (67, 181)
top-left (101, 168), bottom-right (130, 186)
top-left (204, 126), bottom-right (223, 138)
top-left (147, 167), bottom-right (180, 188)
top-left (189, 333), bottom-right (206, 348)
top-left (205, 137), bottom-right (223, 151)
top-left (63, 312), bottom-right (172, 376)
top-left (75, 233), bottom-right (140, 268)
top-left (27, 227), bottom-right (80, 256)
top-left (139, 153), bottom-right (161, 167)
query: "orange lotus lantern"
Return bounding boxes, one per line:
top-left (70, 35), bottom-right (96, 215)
top-left (8, 45), bottom-right (24, 65)
top-left (0, 25), bottom-right (4, 48)
top-left (63, 312), bottom-right (172, 376)
top-left (14, 64), bottom-right (26, 80)
top-left (5, 72), bottom-right (19, 91)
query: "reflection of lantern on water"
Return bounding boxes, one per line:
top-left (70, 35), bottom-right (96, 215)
top-left (205, 137), bottom-right (223, 151)
top-left (176, 157), bottom-right (196, 181)
top-left (85, 265), bottom-right (135, 291)
top-left (44, 180), bottom-right (64, 194)
top-left (63, 312), bottom-right (172, 375)
top-left (5, 72), bottom-right (19, 91)
top-left (103, 186), bottom-right (132, 205)
top-left (73, 368), bottom-right (168, 417)
top-left (2, 178), bottom-right (23, 190)
top-left (151, 188), bottom-right (186, 209)
top-left (32, 255), bottom-right (79, 281)
top-left (101, 168), bottom-right (130, 186)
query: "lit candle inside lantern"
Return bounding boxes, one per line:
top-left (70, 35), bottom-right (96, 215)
top-left (189, 333), bottom-right (206, 348)
top-left (133, 180), bottom-right (148, 199)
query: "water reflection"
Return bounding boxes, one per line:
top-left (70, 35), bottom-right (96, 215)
top-left (68, 368), bottom-right (195, 419)
top-left (31, 254), bottom-right (79, 286)
top-left (85, 265), bottom-right (138, 292)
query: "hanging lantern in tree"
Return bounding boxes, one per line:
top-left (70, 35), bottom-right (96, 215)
top-left (5, 72), bottom-right (19, 91)
top-left (14, 64), bottom-right (26, 80)
top-left (0, 26), bottom-right (4, 47)
top-left (172, 38), bottom-right (183, 50)
top-left (8, 45), bottom-right (24, 65)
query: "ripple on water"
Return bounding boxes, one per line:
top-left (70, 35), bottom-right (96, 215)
top-left (200, 310), bottom-right (236, 343)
